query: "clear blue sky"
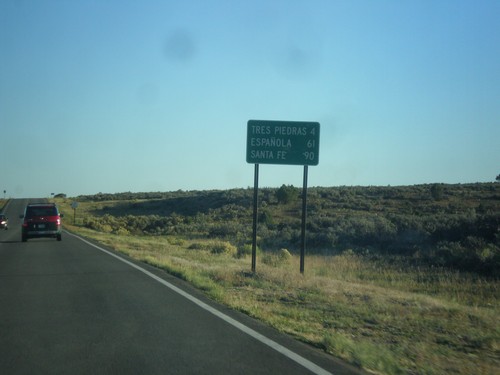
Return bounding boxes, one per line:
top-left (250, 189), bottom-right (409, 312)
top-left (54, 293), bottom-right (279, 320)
top-left (1, 0), bottom-right (499, 198)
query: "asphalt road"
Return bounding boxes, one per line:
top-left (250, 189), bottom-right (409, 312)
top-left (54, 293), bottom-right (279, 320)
top-left (0, 199), bottom-right (365, 375)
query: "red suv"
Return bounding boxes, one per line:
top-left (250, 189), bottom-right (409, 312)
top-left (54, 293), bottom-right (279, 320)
top-left (21, 203), bottom-right (63, 242)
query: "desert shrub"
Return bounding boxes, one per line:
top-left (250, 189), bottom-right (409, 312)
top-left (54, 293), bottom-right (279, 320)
top-left (100, 224), bottom-right (113, 233)
top-left (167, 237), bottom-right (185, 246)
top-left (276, 184), bottom-right (299, 204)
top-left (259, 210), bottom-right (275, 227)
top-left (278, 248), bottom-right (292, 262)
top-left (433, 239), bottom-right (500, 276)
top-left (210, 241), bottom-right (237, 256)
top-left (188, 242), bottom-right (210, 251)
top-left (262, 248), bottom-right (292, 267)
top-left (82, 216), bottom-right (99, 230)
top-left (307, 228), bottom-right (338, 249)
top-left (334, 214), bottom-right (397, 247)
top-left (208, 222), bottom-right (242, 238)
top-left (83, 216), bottom-right (115, 233)
top-left (261, 226), bottom-right (300, 250)
top-left (114, 227), bottom-right (130, 236)
top-left (430, 183), bottom-right (444, 200)
top-left (237, 244), bottom-right (261, 258)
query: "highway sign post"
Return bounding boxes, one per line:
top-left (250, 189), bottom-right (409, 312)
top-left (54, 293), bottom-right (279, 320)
top-left (246, 120), bottom-right (320, 274)
top-left (71, 201), bottom-right (79, 225)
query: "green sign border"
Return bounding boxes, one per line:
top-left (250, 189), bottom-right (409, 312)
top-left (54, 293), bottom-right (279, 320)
top-left (246, 120), bottom-right (320, 166)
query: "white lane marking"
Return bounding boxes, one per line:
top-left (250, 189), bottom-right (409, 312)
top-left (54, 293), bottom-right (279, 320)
top-left (67, 231), bottom-right (334, 375)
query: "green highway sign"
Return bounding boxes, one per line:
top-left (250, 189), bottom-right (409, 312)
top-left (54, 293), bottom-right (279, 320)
top-left (246, 120), bottom-right (320, 166)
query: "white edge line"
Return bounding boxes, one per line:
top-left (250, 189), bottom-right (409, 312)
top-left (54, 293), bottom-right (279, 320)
top-left (67, 231), bottom-right (333, 375)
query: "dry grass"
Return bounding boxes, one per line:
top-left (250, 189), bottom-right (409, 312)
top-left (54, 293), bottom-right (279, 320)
top-left (59, 217), bottom-right (499, 375)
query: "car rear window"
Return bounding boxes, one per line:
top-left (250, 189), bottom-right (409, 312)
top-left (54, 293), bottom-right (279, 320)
top-left (26, 207), bottom-right (58, 217)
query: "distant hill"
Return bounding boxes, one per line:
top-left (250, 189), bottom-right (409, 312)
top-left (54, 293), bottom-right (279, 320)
top-left (76, 183), bottom-right (499, 276)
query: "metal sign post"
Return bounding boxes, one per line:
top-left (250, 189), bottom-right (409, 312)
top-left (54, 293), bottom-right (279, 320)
top-left (300, 165), bottom-right (308, 274)
top-left (246, 120), bottom-right (320, 274)
top-left (251, 164), bottom-right (259, 273)
top-left (71, 201), bottom-right (79, 225)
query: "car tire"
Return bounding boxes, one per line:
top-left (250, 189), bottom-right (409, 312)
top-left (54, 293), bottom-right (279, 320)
top-left (22, 236), bottom-right (27, 242)
top-left (57, 234), bottom-right (62, 241)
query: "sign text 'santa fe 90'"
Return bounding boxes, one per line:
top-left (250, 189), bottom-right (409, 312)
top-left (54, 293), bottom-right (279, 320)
top-left (246, 120), bottom-right (320, 166)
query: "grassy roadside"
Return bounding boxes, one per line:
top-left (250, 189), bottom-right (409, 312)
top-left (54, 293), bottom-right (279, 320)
top-left (56, 198), bottom-right (499, 374)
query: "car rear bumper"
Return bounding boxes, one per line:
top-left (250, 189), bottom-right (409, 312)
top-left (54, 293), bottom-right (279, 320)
top-left (26, 230), bottom-right (60, 235)
top-left (23, 228), bottom-right (61, 239)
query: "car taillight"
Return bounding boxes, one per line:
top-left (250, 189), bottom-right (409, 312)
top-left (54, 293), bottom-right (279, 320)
top-left (57, 218), bottom-right (61, 225)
